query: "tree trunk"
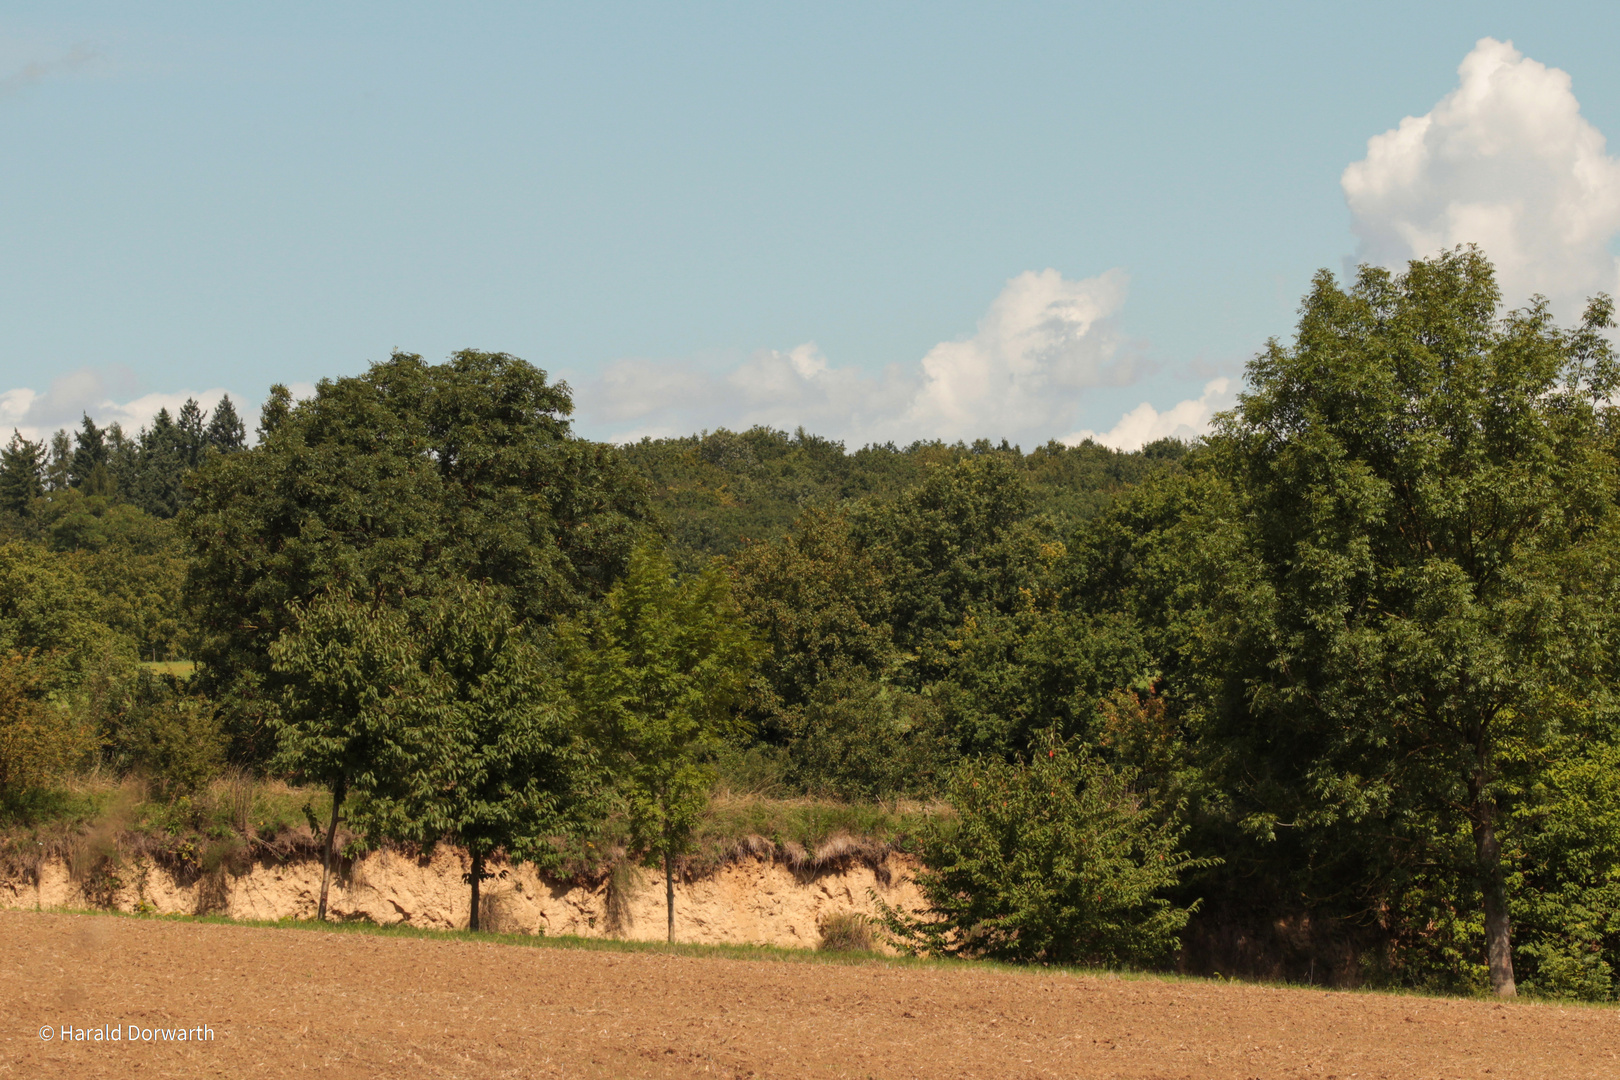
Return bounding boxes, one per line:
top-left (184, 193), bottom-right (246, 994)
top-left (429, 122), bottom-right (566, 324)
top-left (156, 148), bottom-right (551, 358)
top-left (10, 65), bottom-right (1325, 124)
top-left (469, 850), bottom-right (484, 932)
top-left (1469, 776), bottom-right (1516, 996)
top-left (317, 777), bottom-right (346, 923)
top-left (663, 820), bottom-right (675, 944)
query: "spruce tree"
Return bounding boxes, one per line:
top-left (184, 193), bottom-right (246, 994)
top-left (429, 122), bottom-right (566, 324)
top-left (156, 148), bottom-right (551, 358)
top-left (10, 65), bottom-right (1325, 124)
top-left (0, 431), bottom-right (45, 515)
top-left (45, 431), bottom-right (71, 492)
top-left (69, 415), bottom-right (107, 489)
top-left (177, 398), bottom-right (207, 468)
top-left (205, 394), bottom-right (247, 453)
top-left (135, 409), bottom-right (185, 518)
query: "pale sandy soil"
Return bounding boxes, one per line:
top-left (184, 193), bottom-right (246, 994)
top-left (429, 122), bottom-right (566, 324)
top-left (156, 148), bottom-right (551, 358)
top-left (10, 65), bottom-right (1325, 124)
top-left (0, 848), bottom-right (924, 948)
top-left (3, 910), bottom-right (1616, 1079)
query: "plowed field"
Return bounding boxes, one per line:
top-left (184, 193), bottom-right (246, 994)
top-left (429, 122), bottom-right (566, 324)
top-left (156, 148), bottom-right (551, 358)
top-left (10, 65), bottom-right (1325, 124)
top-left (2, 910), bottom-right (1614, 1078)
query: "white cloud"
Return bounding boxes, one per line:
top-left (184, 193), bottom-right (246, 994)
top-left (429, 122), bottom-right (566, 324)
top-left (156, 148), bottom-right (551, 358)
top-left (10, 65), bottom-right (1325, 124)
top-left (1343, 37), bottom-right (1620, 318)
top-left (0, 367), bottom-right (247, 445)
top-left (581, 268), bottom-right (1145, 448)
top-left (1064, 378), bottom-right (1234, 451)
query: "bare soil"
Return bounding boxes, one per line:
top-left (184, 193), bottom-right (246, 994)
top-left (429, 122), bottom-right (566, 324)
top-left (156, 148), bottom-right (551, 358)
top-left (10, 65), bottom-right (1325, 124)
top-left (3, 847), bottom-right (924, 948)
top-left (2, 910), bottom-right (1615, 1079)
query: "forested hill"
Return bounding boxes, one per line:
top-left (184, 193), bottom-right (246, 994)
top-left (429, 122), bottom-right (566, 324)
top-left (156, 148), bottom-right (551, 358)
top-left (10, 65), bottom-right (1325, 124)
top-left (618, 427), bottom-right (1189, 568)
top-left (8, 252), bottom-right (1620, 1002)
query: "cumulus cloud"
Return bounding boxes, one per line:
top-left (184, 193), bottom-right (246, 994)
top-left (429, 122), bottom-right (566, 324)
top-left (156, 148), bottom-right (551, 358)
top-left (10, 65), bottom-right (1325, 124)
top-left (581, 268), bottom-right (1147, 448)
top-left (1343, 37), bottom-right (1620, 318)
top-left (0, 368), bottom-right (246, 445)
top-left (1063, 378), bottom-right (1234, 451)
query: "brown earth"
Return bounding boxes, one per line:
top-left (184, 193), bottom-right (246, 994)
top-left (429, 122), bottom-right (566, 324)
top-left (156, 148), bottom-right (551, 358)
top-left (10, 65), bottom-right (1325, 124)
top-left (3, 910), bottom-right (1616, 1079)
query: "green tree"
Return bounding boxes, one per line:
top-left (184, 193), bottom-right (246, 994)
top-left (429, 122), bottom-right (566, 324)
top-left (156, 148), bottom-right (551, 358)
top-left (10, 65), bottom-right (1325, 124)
top-left (34, 492), bottom-right (189, 662)
top-left (176, 398), bottom-right (207, 469)
top-left (880, 736), bottom-right (1208, 966)
top-left (0, 651), bottom-right (91, 801)
top-left (0, 540), bottom-right (129, 681)
top-left (268, 592), bottom-right (427, 920)
top-left (852, 454), bottom-right (1049, 680)
top-left (45, 430), bottom-right (71, 493)
top-left (132, 408), bottom-right (186, 518)
top-left (102, 671), bottom-right (226, 800)
top-left (1208, 248), bottom-right (1620, 996)
top-left (562, 543), bottom-right (760, 941)
top-left (184, 350), bottom-right (653, 764)
top-left (205, 394), bottom-right (247, 453)
top-left (376, 584), bottom-right (596, 930)
top-left (69, 415), bottom-right (109, 491)
top-left (789, 673), bottom-right (947, 798)
top-left (0, 431), bottom-right (45, 516)
top-left (257, 384), bottom-right (292, 440)
top-left (729, 508), bottom-right (894, 742)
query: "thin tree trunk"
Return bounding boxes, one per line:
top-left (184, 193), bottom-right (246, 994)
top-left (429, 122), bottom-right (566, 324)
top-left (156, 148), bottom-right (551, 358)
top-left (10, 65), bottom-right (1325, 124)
top-left (664, 819), bottom-right (675, 944)
top-left (1470, 775), bottom-right (1516, 996)
top-left (469, 850), bottom-right (484, 932)
top-left (317, 777), bottom-right (346, 923)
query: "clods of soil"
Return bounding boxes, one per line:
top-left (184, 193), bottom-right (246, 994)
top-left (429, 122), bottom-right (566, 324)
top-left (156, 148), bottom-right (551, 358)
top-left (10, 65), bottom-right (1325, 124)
top-left (2, 910), bottom-right (1615, 1078)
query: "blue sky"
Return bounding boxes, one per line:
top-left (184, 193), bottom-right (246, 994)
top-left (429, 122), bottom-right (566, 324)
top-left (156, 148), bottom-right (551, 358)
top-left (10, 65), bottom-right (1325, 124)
top-left (5, 3), bottom-right (1620, 448)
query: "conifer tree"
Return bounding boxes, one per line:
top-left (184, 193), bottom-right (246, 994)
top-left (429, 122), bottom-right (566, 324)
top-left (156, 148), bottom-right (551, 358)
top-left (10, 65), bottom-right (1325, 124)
top-left (69, 415), bottom-right (107, 489)
top-left (0, 431), bottom-right (45, 515)
top-left (135, 409), bottom-right (185, 518)
top-left (176, 398), bottom-right (207, 468)
top-left (205, 394), bottom-right (247, 453)
top-left (45, 431), bottom-right (71, 492)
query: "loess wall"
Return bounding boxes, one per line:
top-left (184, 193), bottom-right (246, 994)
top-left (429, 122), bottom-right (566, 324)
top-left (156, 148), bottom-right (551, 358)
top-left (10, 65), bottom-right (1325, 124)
top-left (0, 846), bottom-right (925, 950)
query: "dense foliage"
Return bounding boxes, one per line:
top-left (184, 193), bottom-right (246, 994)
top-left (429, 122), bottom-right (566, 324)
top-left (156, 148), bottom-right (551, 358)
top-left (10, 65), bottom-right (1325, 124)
top-left (879, 737), bottom-right (1208, 966)
top-left (5, 250), bottom-right (1619, 993)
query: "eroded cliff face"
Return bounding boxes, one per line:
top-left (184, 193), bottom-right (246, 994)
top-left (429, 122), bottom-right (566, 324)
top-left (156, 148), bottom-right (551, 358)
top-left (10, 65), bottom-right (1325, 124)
top-left (0, 846), bottom-right (924, 949)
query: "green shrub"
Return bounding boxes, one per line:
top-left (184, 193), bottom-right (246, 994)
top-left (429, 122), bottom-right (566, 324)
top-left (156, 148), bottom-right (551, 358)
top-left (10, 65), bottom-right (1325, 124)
top-left (105, 673), bottom-right (225, 800)
top-left (879, 737), bottom-right (1209, 967)
top-left (0, 651), bottom-right (92, 798)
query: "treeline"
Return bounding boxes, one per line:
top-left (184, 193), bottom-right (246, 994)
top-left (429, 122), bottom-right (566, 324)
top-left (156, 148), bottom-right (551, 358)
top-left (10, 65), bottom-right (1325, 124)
top-left (3, 396), bottom-right (247, 519)
top-left (3, 250), bottom-right (1619, 999)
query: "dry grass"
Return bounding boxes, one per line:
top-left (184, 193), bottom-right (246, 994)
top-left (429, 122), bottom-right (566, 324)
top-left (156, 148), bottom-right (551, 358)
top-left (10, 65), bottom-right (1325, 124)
top-left (817, 911), bottom-right (875, 952)
top-left (6, 778), bottom-right (943, 903)
top-left (137, 660), bottom-right (197, 677)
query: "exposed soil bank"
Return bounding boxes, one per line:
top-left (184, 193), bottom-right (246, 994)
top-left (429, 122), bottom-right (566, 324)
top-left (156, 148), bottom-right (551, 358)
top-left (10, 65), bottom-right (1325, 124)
top-left (7, 909), bottom-right (1616, 1079)
top-left (0, 845), bottom-right (924, 948)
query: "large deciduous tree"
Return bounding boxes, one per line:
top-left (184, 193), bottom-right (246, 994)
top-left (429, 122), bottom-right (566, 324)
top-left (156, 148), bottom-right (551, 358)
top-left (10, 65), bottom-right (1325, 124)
top-left (1210, 248), bottom-right (1620, 996)
top-left (184, 350), bottom-right (653, 763)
